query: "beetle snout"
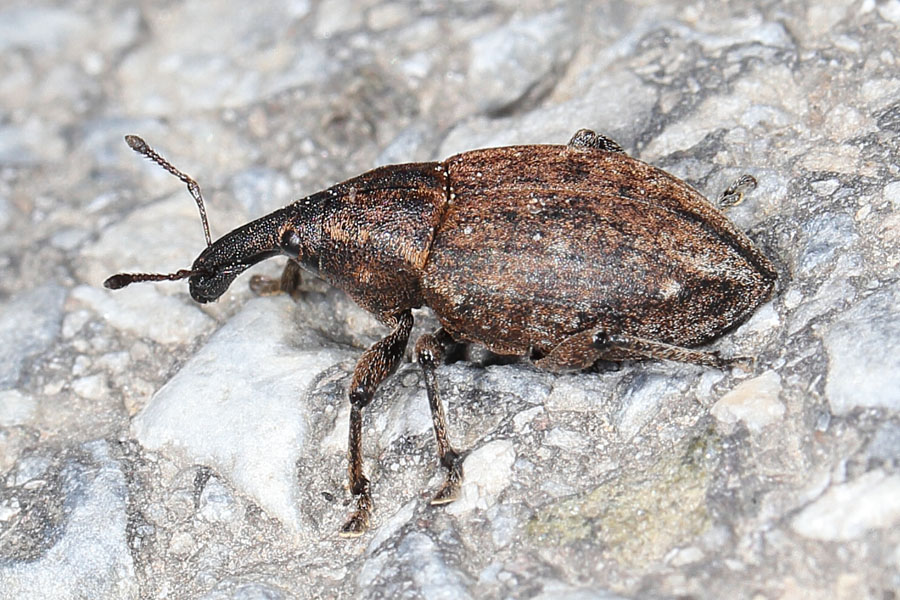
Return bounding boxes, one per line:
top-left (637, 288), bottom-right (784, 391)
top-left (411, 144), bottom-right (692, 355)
top-left (188, 245), bottom-right (280, 303)
top-left (188, 267), bottom-right (239, 303)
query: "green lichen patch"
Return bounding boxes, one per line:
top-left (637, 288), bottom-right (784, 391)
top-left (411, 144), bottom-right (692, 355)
top-left (528, 433), bottom-right (720, 567)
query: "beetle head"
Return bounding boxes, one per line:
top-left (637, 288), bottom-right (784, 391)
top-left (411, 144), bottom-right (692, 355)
top-left (185, 212), bottom-right (292, 302)
top-left (104, 135), bottom-right (300, 303)
top-left (187, 249), bottom-right (279, 304)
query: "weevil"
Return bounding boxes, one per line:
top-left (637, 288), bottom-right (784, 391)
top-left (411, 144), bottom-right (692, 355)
top-left (105, 129), bottom-right (777, 536)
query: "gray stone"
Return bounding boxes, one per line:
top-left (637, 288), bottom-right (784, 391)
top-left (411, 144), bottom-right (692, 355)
top-left (0, 390), bottom-right (37, 427)
top-left (445, 439), bottom-right (516, 515)
top-left (314, 0), bottom-right (362, 37)
top-left (70, 284), bottom-right (214, 346)
top-left (0, 195), bottom-right (10, 230)
top-left (229, 167), bottom-right (292, 217)
top-left (78, 195), bottom-right (222, 297)
top-left (360, 531), bottom-right (472, 599)
top-left (468, 11), bottom-right (575, 114)
top-left (440, 68), bottom-right (657, 159)
top-left (199, 580), bottom-right (290, 600)
top-left (824, 282), bottom-right (900, 415)
top-left (71, 373), bottom-right (108, 400)
top-left (868, 423), bottom-right (900, 464)
top-left (0, 6), bottom-right (90, 54)
top-left (116, 2), bottom-right (335, 115)
top-left (711, 370), bottom-right (784, 433)
top-left (797, 212), bottom-right (858, 276)
top-left (0, 121), bottom-right (66, 166)
top-left (791, 470), bottom-right (900, 541)
top-left (376, 124), bottom-right (429, 166)
top-left (616, 371), bottom-right (691, 441)
top-left (0, 4), bottom-right (137, 57)
top-left (197, 475), bottom-right (239, 525)
top-left (132, 296), bottom-right (353, 532)
top-left (533, 583), bottom-right (629, 600)
top-left (7, 453), bottom-right (51, 487)
top-left (0, 441), bottom-right (138, 599)
top-left (0, 285), bottom-right (66, 389)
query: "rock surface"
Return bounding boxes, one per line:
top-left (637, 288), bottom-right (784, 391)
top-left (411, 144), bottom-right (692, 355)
top-left (132, 296), bottom-right (354, 532)
top-left (1, 1), bottom-right (899, 598)
top-left (0, 441), bottom-right (138, 599)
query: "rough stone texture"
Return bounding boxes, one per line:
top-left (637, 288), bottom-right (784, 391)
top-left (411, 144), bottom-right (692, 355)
top-left (0, 441), bottom-right (138, 599)
top-left (791, 470), bottom-right (900, 542)
top-left (823, 281), bottom-right (900, 415)
top-left (132, 296), bottom-right (354, 533)
top-left (711, 370), bottom-right (785, 433)
top-left (1, 1), bottom-right (899, 598)
top-left (0, 286), bottom-right (66, 388)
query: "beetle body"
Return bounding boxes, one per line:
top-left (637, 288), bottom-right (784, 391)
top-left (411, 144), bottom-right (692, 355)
top-left (108, 130), bottom-right (777, 536)
top-left (192, 143), bottom-right (774, 358)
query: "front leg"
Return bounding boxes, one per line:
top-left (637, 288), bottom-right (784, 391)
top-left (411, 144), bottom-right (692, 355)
top-left (340, 310), bottom-right (413, 537)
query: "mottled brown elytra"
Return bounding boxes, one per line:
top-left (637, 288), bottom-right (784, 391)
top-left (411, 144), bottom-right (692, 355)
top-left (106, 129), bottom-right (777, 536)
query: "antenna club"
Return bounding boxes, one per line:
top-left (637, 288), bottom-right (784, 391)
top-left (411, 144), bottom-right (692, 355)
top-left (124, 135), bottom-right (148, 153)
top-left (104, 273), bottom-right (134, 289)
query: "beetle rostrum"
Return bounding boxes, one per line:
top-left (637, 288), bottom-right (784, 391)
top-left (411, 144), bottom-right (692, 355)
top-left (105, 129), bottom-right (777, 537)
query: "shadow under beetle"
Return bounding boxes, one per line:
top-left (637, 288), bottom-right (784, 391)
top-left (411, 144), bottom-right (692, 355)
top-left (106, 129), bottom-right (777, 537)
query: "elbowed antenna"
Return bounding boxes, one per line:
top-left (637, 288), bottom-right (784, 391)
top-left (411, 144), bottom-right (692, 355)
top-left (104, 136), bottom-right (215, 290)
top-left (104, 269), bottom-right (197, 290)
top-left (124, 135), bottom-right (212, 247)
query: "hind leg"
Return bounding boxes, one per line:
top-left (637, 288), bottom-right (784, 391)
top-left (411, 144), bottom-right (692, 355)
top-left (534, 327), bottom-right (752, 372)
top-left (567, 129), bottom-right (625, 154)
top-left (717, 174), bottom-right (757, 208)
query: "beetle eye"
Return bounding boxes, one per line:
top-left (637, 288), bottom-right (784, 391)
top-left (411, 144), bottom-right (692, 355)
top-left (279, 229), bottom-right (302, 258)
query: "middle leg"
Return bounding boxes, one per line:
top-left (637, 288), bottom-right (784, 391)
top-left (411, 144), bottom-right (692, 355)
top-left (415, 328), bottom-right (464, 505)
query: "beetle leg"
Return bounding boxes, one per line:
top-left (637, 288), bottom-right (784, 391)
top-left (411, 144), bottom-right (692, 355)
top-left (248, 259), bottom-right (304, 299)
top-left (535, 327), bottom-right (753, 372)
top-left (592, 331), bottom-right (754, 370)
top-left (533, 329), bottom-right (600, 372)
top-left (415, 329), bottom-right (464, 505)
top-left (339, 310), bottom-right (414, 537)
top-left (717, 174), bottom-right (758, 208)
top-left (567, 129), bottom-right (625, 154)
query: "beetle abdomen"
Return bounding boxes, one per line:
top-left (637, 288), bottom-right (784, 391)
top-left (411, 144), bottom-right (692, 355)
top-left (421, 146), bottom-right (776, 355)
